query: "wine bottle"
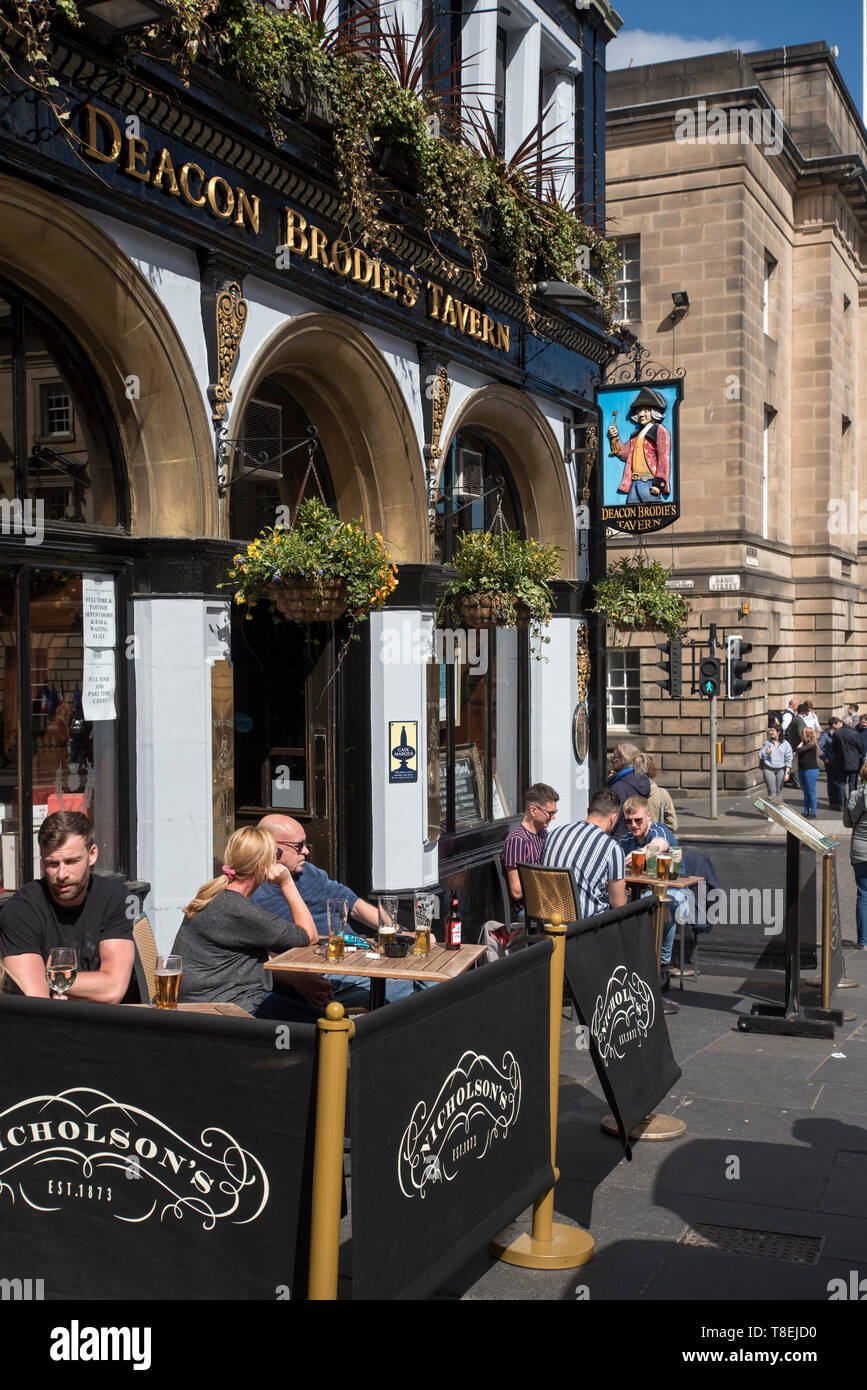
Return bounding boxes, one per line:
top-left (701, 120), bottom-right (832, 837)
top-left (445, 894), bottom-right (461, 952)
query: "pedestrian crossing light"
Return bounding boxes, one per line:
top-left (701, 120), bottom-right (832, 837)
top-left (726, 635), bottom-right (753, 699)
top-left (699, 656), bottom-right (721, 698)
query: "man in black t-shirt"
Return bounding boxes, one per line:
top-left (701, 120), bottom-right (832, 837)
top-left (0, 810), bottom-right (134, 1002)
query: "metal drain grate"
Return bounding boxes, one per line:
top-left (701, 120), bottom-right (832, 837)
top-left (678, 1223), bottom-right (823, 1266)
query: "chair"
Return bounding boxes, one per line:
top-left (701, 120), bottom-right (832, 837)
top-left (132, 916), bottom-right (158, 1005)
top-left (517, 864), bottom-right (579, 1016)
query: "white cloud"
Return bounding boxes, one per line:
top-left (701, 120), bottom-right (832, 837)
top-left (607, 29), bottom-right (761, 71)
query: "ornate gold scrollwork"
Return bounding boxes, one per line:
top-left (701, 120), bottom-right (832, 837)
top-left (582, 424), bottom-right (597, 505)
top-left (576, 624), bottom-right (591, 707)
top-left (211, 282), bottom-right (248, 422)
top-left (427, 366), bottom-right (451, 526)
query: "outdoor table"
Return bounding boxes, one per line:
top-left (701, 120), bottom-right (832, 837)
top-left (129, 1002), bottom-right (253, 1016)
top-left (625, 872), bottom-right (704, 975)
top-left (267, 939), bottom-right (487, 1010)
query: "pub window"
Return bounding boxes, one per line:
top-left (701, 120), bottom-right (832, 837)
top-left (0, 282), bottom-right (129, 892)
top-left (607, 646), bottom-right (641, 730)
top-left (615, 237), bottom-right (640, 322)
top-left (437, 432), bottom-right (525, 834)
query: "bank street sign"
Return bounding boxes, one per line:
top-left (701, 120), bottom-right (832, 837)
top-left (597, 379), bottom-right (683, 535)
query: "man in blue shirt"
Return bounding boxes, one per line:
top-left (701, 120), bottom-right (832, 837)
top-left (620, 795), bottom-right (690, 990)
top-left (251, 814), bottom-right (413, 1015)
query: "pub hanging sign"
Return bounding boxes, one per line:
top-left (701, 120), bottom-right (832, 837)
top-left (597, 380), bottom-right (683, 535)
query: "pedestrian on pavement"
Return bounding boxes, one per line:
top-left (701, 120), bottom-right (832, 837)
top-left (802, 701), bottom-right (822, 733)
top-left (606, 743), bottom-right (652, 841)
top-left (795, 726), bottom-right (820, 817)
top-left (781, 698), bottom-right (802, 790)
top-left (856, 715), bottom-right (867, 763)
top-left (820, 718), bottom-right (843, 808)
top-left (844, 703), bottom-right (859, 727)
top-left (842, 762), bottom-right (867, 949)
top-left (641, 752), bottom-right (679, 834)
top-left (829, 719), bottom-right (863, 808)
top-left (759, 725), bottom-right (792, 808)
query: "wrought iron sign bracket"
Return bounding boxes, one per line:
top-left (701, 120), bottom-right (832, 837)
top-left (216, 425), bottom-right (320, 497)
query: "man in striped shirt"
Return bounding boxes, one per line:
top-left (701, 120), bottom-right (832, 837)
top-left (542, 788), bottom-right (627, 919)
top-left (501, 782), bottom-right (560, 912)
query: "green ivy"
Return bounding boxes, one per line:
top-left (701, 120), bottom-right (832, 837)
top-left (1, 0), bottom-right (622, 324)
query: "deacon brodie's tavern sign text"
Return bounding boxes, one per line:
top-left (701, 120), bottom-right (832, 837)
top-left (80, 104), bottom-right (511, 355)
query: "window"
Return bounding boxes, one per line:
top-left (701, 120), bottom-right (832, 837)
top-left (762, 405), bottom-right (776, 540)
top-left (39, 383), bottom-right (73, 438)
top-left (437, 432), bottom-right (526, 834)
top-left (607, 647), bottom-right (640, 729)
top-left (0, 284), bottom-right (128, 891)
top-left (762, 252), bottom-right (777, 337)
top-left (615, 237), bottom-right (640, 321)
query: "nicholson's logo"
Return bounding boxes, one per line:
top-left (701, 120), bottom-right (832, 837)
top-left (591, 966), bottom-right (656, 1065)
top-left (398, 1051), bottom-right (521, 1198)
top-left (0, 1088), bottom-right (269, 1227)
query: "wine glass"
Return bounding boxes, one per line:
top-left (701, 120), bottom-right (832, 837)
top-left (45, 947), bottom-right (78, 1000)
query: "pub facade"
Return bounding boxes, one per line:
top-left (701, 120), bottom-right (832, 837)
top-left (0, 0), bottom-right (620, 946)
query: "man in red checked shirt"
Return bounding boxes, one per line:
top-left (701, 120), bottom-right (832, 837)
top-left (501, 783), bottom-right (560, 914)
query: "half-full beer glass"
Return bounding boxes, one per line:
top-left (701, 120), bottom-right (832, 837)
top-left (377, 895), bottom-right (399, 954)
top-left (154, 954), bottom-right (182, 1009)
top-left (413, 892), bottom-right (436, 956)
top-left (326, 899), bottom-right (347, 961)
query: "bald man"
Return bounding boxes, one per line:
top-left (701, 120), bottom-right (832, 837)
top-left (252, 814), bottom-right (413, 1013)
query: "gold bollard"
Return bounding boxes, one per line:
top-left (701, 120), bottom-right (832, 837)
top-left (491, 913), bottom-right (595, 1269)
top-left (308, 1002), bottom-right (354, 1301)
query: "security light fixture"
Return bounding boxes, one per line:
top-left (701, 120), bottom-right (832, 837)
top-left (78, 0), bottom-right (172, 35)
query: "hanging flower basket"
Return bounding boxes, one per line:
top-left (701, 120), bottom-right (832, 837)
top-left (223, 499), bottom-right (398, 632)
top-left (266, 578), bottom-right (348, 623)
top-left (591, 554), bottom-right (691, 646)
top-left (456, 594), bottom-right (533, 628)
top-left (438, 529), bottom-right (561, 653)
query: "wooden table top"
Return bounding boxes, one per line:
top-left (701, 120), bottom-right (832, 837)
top-left (129, 1002), bottom-right (253, 1017)
top-left (625, 873), bottom-right (703, 889)
top-left (267, 940), bottom-right (487, 983)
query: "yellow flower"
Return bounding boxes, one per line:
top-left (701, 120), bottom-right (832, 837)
top-left (235, 593), bottom-right (245, 605)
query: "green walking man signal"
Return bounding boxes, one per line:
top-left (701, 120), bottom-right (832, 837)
top-left (699, 656), bottom-right (721, 698)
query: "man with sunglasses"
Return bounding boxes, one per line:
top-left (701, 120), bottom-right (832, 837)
top-left (251, 813), bottom-right (412, 1014)
top-left (501, 783), bottom-right (560, 914)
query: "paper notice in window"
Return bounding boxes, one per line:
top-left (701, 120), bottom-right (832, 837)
top-left (83, 573), bottom-right (116, 648)
top-left (82, 647), bottom-right (116, 721)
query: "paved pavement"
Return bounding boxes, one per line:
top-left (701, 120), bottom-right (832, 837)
top-left (435, 780), bottom-right (866, 1350)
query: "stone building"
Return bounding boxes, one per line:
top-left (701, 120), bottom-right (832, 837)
top-left (0, 0), bottom-right (620, 942)
top-left (604, 43), bottom-right (866, 792)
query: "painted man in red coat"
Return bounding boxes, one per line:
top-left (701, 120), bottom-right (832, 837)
top-left (607, 386), bottom-right (671, 505)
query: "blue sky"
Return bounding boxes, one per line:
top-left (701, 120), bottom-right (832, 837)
top-left (607, 0), bottom-right (863, 117)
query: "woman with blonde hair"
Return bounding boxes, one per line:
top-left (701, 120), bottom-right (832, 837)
top-left (795, 726), bottom-right (821, 818)
top-left (607, 742), bottom-right (652, 841)
top-left (639, 752), bottom-right (678, 834)
top-left (172, 826), bottom-right (318, 1019)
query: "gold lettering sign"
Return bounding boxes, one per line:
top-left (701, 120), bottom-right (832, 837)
top-left (79, 103), bottom-right (510, 353)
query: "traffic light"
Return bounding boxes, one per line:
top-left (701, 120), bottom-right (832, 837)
top-left (699, 656), bottom-right (721, 698)
top-left (658, 637), bottom-right (682, 698)
top-left (726, 635), bottom-right (753, 698)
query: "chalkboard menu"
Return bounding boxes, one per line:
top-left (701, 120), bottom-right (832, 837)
top-left (440, 744), bottom-right (484, 827)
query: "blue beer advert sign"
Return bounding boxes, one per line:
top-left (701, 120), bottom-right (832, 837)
top-left (598, 380), bottom-right (682, 534)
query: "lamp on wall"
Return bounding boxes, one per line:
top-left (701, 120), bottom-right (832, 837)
top-left (77, 0), bottom-right (172, 35)
top-left (669, 290), bottom-right (690, 323)
top-left (535, 280), bottom-right (597, 307)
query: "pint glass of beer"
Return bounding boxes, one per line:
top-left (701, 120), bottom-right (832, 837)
top-left (631, 850), bottom-right (646, 876)
top-left (656, 854), bottom-right (671, 881)
top-left (377, 895), bottom-right (399, 954)
top-left (670, 848), bottom-right (682, 880)
top-left (413, 891), bottom-right (436, 956)
top-left (154, 955), bottom-right (182, 1009)
top-left (326, 900), bottom-right (347, 961)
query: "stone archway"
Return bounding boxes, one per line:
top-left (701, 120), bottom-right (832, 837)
top-left (229, 314), bottom-right (427, 561)
top-left (0, 174), bottom-right (216, 537)
top-left (440, 385), bottom-right (577, 572)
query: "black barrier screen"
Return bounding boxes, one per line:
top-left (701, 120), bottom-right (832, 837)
top-left (350, 943), bottom-right (554, 1301)
top-left (829, 857), bottom-right (844, 992)
top-left (564, 900), bottom-right (681, 1158)
top-left (0, 998), bottom-right (316, 1299)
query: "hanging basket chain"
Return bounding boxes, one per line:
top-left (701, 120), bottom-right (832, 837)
top-left (289, 440), bottom-right (329, 532)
